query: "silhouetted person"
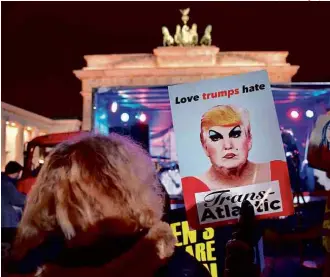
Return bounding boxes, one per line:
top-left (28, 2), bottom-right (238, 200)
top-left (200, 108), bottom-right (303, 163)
top-left (1, 161), bottom-right (26, 227)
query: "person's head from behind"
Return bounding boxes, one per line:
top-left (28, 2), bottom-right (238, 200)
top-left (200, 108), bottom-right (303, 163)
top-left (14, 134), bottom-right (164, 259)
top-left (200, 105), bottom-right (252, 171)
top-left (5, 161), bottom-right (23, 180)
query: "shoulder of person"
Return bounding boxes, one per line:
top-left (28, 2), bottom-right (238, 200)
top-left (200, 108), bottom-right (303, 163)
top-left (2, 172), bottom-right (9, 181)
top-left (1, 174), bottom-right (13, 187)
top-left (155, 247), bottom-right (211, 277)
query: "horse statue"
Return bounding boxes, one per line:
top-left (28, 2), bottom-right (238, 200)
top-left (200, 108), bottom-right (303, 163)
top-left (200, 25), bottom-right (212, 46)
top-left (190, 23), bottom-right (198, 46)
top-left (174, 25), bottom-right (182, 46)
top-left (162, 26), bottom-right (174, 46)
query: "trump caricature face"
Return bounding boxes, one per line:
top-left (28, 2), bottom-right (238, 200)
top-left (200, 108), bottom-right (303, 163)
top-left (202, 124), bottom-right (252, 170)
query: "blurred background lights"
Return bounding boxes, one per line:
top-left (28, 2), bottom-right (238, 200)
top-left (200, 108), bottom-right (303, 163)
top-left (120, 113), bottom-right (129, 122)
top-left (111, 102), bottom-right (118, 113)
top-left (139, 113), bottom-right (147, 122)
top-left (290, 110), bottom-right (300, 119)
top-left (99, 113), bottom-right (107, 120)
top-left (305, 110), bottom-right (314, 118)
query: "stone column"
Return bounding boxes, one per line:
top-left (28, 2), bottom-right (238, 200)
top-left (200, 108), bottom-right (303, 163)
top-left (1, 119), bottom-right (7, 170)
top-left (31, 127), bottom-right (40, 139)
top-left (81, 91), bottom-right (93, 131)
top-left (15, 123), bottom-right (24, 165)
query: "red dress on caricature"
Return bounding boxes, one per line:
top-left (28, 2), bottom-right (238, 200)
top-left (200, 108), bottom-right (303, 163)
top-left (182, 160), bottom-right (294, 229)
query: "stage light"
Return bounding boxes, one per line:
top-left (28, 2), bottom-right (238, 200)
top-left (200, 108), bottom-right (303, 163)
top-left (111, 102), bottom-right (118, 113)
top-left (286, 151), bottom-right (293, 157)
top-left (290, 110), bottom-right (299, 119)
top-left (135, 113), bottom-right (147, 122)
top-left (139, 113), bottom-right (147, 122)
top-left (305, 110), bottom-right (314, 118)
top-left (99, 113), bottom-right (107, 120)
top-left (121, 113), bottom-right (129, 122)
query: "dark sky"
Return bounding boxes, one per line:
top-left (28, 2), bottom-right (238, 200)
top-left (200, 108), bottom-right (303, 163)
top-left (2, 2), bottom-right (330, 120)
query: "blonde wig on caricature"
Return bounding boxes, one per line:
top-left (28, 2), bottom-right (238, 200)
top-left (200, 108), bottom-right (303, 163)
top-left (200, 105), bottom-right (251, 144)
top-left (13, 134), bottom-right (165, 260)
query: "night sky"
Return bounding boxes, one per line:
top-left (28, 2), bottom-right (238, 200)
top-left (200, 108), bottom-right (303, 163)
top-left (2, 2), bottom-right (330, 120)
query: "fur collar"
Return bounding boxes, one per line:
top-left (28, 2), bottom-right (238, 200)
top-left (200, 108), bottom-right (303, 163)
top-left (36, 221), bottom-right (176, 277)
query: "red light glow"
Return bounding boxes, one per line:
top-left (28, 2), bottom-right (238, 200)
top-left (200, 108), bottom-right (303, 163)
top-left (290, 110), bottom-right (300, 119)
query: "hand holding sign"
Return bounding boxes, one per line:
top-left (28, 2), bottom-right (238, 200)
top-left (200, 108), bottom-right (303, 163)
top-left (224, 200), bottom-right (261, 277)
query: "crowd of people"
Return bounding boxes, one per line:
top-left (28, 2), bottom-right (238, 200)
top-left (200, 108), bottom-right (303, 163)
top-left (1, 134), bottom-right (262, 277)
top-left (1, 133), bottom-right (329, 277)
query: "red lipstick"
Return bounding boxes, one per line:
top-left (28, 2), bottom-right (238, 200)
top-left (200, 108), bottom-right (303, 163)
top-left (223, 153), bottom-right (236, 159)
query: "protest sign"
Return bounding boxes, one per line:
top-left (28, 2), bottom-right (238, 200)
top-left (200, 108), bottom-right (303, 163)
top-left (168, 207), bottom-right (265, 277)
top-left (168, 70), bottom-right (294, 229)
top-left (171, 219), bottom-right (219, 276)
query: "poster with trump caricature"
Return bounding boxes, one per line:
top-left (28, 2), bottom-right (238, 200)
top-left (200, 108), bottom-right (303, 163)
top-left (168, 70), bottom-right (294, 229)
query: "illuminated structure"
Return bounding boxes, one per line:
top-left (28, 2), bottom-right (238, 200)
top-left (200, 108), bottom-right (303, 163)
top-left (74, 9), bottom-right (299, 132)
top-left (1, 102), bottom-right (81, 169)
top-left (73, 9), bottom-right (299, 160)
top-left (74, 48), bottom-right (299, 131)
top-left (73, 9), bottom-right (329, 162)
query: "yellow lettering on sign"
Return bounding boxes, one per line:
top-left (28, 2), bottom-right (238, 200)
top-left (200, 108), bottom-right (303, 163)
top-left (171, 221), bottom-right (218, 277)
top-left (181, 221), bottom-right (197, 245)
top-left (206, 241), bottom-right (216, 261)
top-left (170, 222), bottom-right (182, 246)
top-left (203, 227), bottom-right (215, 240)
top-left (203, 263), bottom-right (218, 277)
top-left (195, 243), bottom-right (207, 262)
top-left (185, 245), bottom-right (195, 257)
